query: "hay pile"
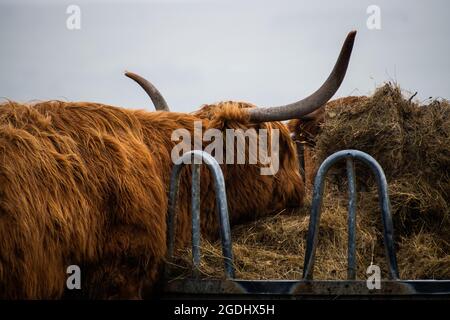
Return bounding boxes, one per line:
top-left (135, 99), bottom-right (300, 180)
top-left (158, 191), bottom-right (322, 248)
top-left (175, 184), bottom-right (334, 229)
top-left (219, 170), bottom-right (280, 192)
top-left (168, 84), bottom-right (450, 281)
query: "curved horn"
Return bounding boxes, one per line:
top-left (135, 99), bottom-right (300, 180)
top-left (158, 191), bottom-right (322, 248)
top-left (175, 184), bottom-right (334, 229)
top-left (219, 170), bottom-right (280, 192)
top-left (125, 71), bottom-right (170, 111)
top-left (247, 31), bottom-right (356, 123)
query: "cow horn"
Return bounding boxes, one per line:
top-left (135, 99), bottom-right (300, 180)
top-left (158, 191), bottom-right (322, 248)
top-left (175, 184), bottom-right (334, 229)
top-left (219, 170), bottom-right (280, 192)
top-left (125, 71), bottom-right (170, 111)
top-left (247, 31), bottom-right (356, 123)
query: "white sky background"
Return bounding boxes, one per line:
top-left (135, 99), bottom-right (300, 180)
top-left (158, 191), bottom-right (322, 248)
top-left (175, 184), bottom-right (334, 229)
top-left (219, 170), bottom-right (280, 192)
top-left (0, 0), bottom-right (449, 112)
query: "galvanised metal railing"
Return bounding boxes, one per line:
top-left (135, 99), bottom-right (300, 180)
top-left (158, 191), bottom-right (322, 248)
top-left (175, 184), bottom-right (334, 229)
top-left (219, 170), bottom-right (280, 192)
top-left (303, 149), bottom-right (399, 280)
top-left (166, 150), bottom-right (235, 279)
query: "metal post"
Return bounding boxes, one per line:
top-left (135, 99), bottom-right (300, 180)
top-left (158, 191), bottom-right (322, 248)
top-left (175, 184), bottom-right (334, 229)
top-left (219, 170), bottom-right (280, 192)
top-left (166, 150), bottom-right (235, 279)
top-left (346, 157), bottom-right (357, 280)
top-left (191, 163), bottom-right (201, 275)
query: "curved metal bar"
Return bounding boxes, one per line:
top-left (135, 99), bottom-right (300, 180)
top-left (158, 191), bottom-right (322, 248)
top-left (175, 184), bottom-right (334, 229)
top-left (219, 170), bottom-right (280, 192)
top-left (166, 150), bottom-right (235, 279)
top-left (302, 149), bottom-right (399, 280)
top-left (346, 157), bottom-right (357, 280)
top-left (166, 163), bottom-right (183, 260)
top-left (191, 163), bottom-right (201, 275)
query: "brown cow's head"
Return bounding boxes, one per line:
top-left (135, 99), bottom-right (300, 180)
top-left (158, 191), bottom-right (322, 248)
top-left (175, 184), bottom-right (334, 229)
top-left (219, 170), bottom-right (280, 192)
top-left (191, 101), bottom-right (304, 225)
top-left (287, 96), bottom-right (368, 192)
top-left (126, 31), bottom-right (357, 223)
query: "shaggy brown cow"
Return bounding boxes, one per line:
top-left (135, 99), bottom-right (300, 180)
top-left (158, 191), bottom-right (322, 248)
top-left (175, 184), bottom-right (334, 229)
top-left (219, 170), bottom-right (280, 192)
top-left (0, 31), bottom-right (356, 299)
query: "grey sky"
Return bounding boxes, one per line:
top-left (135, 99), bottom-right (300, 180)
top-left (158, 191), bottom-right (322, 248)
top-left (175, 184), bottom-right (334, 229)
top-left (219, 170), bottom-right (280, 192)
top-left (0, 0), bottom-right (449, 112)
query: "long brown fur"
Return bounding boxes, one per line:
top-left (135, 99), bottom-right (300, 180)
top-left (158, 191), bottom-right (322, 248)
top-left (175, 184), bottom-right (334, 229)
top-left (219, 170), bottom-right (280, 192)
top-left (0, 100), bottom-right (303, 299)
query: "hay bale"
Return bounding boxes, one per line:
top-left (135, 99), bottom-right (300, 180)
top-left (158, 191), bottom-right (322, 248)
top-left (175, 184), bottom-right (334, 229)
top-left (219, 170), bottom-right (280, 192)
top-left (398, 232), bottom-right (450, 279)
top-left (316, 85), bottom-right (409, 174)
top-left (168, 84), bottom-right (450, 281)
top-left (316, 84), bottom-right (450, 236)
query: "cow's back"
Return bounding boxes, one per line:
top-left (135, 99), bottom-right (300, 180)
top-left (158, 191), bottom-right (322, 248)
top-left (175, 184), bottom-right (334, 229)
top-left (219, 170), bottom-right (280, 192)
top-left (0, 101), bottom-right (167, 298)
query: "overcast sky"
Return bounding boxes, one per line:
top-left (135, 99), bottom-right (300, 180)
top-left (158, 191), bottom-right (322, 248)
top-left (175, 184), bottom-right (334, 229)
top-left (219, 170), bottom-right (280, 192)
top-left (0, 0), bottom-right (449, 112)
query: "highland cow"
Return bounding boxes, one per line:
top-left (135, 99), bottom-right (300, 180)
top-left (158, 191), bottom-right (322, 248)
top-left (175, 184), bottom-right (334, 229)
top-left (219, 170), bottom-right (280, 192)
top-left (0, 31), bottom-right (356, 299)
